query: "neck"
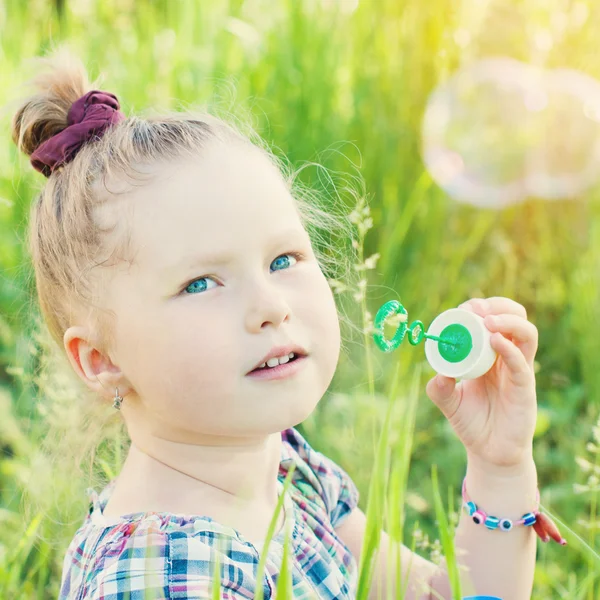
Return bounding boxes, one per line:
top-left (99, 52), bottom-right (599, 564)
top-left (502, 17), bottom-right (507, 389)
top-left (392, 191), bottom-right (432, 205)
top-left (121, 424), bottom-right (284, 510)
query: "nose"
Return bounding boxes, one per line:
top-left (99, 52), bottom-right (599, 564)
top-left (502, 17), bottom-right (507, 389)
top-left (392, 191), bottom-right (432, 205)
top-left (244, 277), bottom-right (292, 332)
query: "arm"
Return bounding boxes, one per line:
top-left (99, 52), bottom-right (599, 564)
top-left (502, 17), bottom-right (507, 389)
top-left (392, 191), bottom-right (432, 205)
top-left (429, 457), bottom-right (537, 599)
top-left (335, 457), bottom-right (537, 600)
top-left (335, 506), bottom-right (438, 600)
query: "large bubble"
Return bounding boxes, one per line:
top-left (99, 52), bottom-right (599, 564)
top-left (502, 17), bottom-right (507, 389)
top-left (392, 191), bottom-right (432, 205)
top-left (422, 57), bottom-right (600, 208)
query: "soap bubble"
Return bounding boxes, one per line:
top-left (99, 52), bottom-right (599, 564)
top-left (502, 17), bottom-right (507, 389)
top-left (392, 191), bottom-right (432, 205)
top-left (422, 58), bottom-right (543, 208)
top-left (525, 68), bottom-right (600, 200)
top-left (422, 57), bottom-right (600, 208)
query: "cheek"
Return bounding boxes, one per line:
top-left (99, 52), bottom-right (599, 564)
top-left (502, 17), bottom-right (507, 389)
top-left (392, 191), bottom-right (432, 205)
top-left (306, 271), bottom-right (341, 365)
top-left (125, 309), bottom-right (243, 433)
top-left (119, 303), bottom-right (236, 401)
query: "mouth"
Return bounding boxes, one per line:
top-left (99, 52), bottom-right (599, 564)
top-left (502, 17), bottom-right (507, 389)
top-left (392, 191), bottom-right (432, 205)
top-left (248, 352), bottom-right (303, 373)
top-left (246, 354), bottom-right (308, 380)
top-left (247, 346), bottom-right (308, 375)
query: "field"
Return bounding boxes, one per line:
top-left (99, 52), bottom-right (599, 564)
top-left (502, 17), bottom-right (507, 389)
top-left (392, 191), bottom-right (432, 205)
top-left (1, 0), bottom-right (600, 598)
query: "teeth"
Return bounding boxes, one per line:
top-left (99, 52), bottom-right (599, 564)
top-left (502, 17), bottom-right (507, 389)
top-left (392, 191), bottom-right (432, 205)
top-left (259, 352), bottom-right (295, 369)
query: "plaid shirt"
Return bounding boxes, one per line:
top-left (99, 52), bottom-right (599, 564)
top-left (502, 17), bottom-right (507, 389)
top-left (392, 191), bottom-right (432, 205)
top-left (59, 427), bottom-right (359, 599)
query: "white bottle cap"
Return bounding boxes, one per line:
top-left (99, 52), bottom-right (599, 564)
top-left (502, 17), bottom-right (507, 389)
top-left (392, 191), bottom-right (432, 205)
top-left (424, 307), bottom-right (498, 380)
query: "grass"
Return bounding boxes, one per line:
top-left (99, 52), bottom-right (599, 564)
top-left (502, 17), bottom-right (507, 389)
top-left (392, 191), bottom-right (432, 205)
top-left (1, 0), bottom-right (600, 597)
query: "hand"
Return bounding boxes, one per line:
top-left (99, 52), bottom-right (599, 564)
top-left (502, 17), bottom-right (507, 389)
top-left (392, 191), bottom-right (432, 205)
top-left (425, 296), bottom-right (538, 472)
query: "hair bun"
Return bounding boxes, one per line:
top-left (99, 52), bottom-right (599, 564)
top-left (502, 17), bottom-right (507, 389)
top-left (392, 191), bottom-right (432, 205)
top-left (10, 45), bottom-right (92, 160)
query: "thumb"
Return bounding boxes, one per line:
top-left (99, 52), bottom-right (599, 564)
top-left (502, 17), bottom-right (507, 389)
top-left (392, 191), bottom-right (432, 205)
top-left (426, 374), bottom-right (462, 419)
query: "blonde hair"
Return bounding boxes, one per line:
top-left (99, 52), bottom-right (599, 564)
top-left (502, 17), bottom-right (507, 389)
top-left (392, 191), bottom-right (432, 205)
top-left (10, 45), bottom-right (365, 547)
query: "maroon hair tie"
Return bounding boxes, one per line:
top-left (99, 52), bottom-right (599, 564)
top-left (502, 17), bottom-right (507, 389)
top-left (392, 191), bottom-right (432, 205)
top-left (30, 89), bottom-right (126, 177)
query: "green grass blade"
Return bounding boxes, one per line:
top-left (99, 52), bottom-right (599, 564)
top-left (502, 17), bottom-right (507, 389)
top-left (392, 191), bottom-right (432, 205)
top-left (276, 520), bottom-right (294, 599)
top-left (387, 362), bottom-right (421, 600)
top-left (356, 358), bottom-right (405, 599)
top-left (211, 549), bottom-right (221, 600)
top-left (254, 463), bottom-right (296, 600)
top-left (430, 465), bottom-right (461, 600)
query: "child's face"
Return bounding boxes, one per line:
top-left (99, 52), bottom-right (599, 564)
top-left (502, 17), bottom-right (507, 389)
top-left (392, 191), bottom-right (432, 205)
top-left (101, 142), bottom-right (341, 438)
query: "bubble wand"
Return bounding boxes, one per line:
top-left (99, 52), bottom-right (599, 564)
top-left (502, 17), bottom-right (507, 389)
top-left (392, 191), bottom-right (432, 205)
top-left (373, 299), bottom-right (498, 380)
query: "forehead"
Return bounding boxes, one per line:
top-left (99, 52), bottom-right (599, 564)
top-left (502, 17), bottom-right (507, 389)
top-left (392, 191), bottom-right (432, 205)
top-left (122, 143), bottom-right (307, 266)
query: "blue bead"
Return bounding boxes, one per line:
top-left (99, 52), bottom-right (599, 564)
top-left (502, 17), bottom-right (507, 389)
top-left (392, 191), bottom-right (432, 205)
top-left (522, 512), bottom-right (536, 526)
top-left (484, 515), bottom-right (500, 530)
top-left (499, 518), bottom-right (513, 531)
top-left (463, 501), bottom-right (477, 516)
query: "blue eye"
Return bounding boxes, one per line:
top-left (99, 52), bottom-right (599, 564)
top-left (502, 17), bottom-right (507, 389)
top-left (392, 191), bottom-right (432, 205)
top-left (184, 278), bottom-right (216, 295)
top-left (271, 253), bottom-right (298, 272)
top-left (181, 252), bottom-right (301, 295)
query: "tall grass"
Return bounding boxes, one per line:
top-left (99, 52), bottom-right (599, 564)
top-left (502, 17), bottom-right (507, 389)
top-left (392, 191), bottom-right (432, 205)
top-left (1, 0), bottom-right (600, 597)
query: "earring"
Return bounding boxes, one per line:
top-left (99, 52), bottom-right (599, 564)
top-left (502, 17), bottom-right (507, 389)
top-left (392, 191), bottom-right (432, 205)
top-left (113, 387), bottom-right (124, 410)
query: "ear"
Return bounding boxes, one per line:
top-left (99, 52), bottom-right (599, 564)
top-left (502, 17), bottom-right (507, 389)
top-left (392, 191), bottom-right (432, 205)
top-left (63, 326), bottom-right (131, 402)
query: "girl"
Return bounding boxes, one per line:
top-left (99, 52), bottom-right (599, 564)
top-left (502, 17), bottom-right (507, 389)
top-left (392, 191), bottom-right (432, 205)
top-left (11, 47), bottom-right (558, 600)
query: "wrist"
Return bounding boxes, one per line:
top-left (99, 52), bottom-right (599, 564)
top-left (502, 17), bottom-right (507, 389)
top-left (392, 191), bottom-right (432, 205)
top-left (464, 456), bottom-right (538, 517)
top-left (466, 451), bottom-right (537, 481)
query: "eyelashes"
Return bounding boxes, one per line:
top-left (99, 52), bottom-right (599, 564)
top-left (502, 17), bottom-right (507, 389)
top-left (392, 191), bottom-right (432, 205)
top-left (179, 251), bottom-right (305, 296)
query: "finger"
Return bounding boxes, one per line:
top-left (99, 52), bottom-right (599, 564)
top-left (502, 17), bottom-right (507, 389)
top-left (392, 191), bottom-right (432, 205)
top-left (458, 297), bottom-right (528, 320)
top-left (425, 374), bottom-right (463, 421)
top-left (483, 314), bottom-right (538, 364)
top-left (490, 332), bottom-right (531, 386)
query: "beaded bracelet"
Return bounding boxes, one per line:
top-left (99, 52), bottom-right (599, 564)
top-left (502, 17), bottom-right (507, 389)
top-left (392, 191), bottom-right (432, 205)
top-left (462, 477), bottom-right (567, 546)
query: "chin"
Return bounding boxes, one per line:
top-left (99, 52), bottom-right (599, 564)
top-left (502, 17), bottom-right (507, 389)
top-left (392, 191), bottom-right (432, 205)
top-left (248, 400), bottom-right (320, 436)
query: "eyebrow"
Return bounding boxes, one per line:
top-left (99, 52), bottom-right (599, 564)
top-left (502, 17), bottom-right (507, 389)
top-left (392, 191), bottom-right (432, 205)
top-left (160, 228), bottom-right (308, 276)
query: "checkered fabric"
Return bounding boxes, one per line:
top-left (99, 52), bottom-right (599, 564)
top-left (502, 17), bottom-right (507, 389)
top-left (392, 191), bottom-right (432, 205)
top-left (58, 427), bottom-right (359, 599)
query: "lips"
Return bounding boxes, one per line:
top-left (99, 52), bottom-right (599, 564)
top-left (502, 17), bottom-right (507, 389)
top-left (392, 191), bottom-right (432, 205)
top-left (246, 354), bottom-right (308, 380)
top-left (250, 353), bottom-right (300, 373)
top-left (247, 344), bottom-right (308, 374)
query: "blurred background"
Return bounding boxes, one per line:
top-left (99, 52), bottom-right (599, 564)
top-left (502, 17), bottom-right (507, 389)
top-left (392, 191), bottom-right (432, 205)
top-left (1, 0), bottom-right (599, 597)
